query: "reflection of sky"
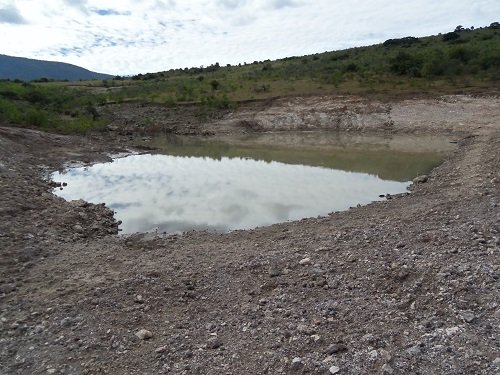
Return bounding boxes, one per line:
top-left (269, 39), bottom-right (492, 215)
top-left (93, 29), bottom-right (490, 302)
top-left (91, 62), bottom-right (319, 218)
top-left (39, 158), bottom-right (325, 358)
top-left (52, 155), bottom-right (409, 234)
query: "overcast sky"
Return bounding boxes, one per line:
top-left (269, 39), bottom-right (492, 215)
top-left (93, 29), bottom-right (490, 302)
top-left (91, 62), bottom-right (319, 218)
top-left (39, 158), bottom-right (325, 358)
top-left (0, 0), bottom-right (498, 75)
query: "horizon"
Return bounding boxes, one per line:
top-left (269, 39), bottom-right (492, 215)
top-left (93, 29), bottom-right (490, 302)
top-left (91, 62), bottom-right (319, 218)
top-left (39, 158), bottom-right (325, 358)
top-left (0, 1), bottom-right (499, 75)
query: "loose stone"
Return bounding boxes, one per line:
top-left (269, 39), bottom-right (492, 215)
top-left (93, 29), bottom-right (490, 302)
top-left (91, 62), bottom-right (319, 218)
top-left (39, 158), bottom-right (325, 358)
top-left (325, 343), bottom-right (348, 354)
top-left (155, 345), bottom-right (168, 353)
top-left (206, 337), bottom-right (223, 349)
top-left (135, 329), bottom-right (153, 340)
top-left (299, 258), bottom-right (311, 265)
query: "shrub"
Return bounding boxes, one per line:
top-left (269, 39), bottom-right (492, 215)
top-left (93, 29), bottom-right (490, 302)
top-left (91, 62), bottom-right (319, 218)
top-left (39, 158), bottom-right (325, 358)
top-left (210, 79), bottom-right (220, 90)
top-left (443, 32), bottom-right (460, 42)
top-left (390, 52), bottom-right (422, 76)
top-left (254, 83), bottom-right (271, 93)
top-left (26, 109), bottom-right (49, 127)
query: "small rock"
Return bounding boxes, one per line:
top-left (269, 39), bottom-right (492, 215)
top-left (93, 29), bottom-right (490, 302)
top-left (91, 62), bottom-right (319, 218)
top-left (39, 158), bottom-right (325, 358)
top-left (135, 329), bottom-right (153, 340)
top-left (462, 312), bottom-right (475, 323)
top-left (269, 264), bottom-right (281, 277)
top-left (155, 345), bottom-right (168, 353)
top-left (325, 343), bottom-right (348, 354)
top-left (299, 258), bottom-right (311, 265)
top-left (33, 325), bottom-right (44, 333)
top-left (291, 357), bottom-right (304, 372)
top-left (206, 337), bottom-right (223, 349)
top-left (60, 317), bottom-right (75, 327)
top-left (329, 365), bottom-right (340, 374)
top-left (71, 199), bottom-right (88, 208)
top-left (73, 224), bottom-right (84, 233)
top-left (406, 345), bottom-right (422, 355)
top-left (413, 175), bottom-right (428, 184)
top-left (382, 363), bottom-right (394, 374)
top-left (368, 350), bottom-right (378, 360)
top-left (134, 295), bottom-right (144, 304)
top-left (445, 326), bottom-right (460, 336)
top-left (0, 284), bottom-right (16, 294)
top-left (379, 349), bottom-right (392, 361)
top-left (494, 309), bottom-right (500, 319)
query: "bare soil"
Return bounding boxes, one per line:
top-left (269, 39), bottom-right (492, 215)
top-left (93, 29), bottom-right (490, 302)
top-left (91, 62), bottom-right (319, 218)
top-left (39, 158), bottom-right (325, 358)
top-left (0, 94), bottom-right (499, 375)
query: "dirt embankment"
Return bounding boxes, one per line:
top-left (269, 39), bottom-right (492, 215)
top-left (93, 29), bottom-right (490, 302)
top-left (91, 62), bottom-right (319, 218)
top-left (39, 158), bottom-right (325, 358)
top-left (104, 94), bottom-right (498, 136)
top-left (0, 94), bottom-right (499, 375)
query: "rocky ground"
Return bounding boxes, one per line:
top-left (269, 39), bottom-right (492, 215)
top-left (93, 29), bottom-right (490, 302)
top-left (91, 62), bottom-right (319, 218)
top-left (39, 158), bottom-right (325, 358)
top-left (0, 94), bottom-right (499, 374)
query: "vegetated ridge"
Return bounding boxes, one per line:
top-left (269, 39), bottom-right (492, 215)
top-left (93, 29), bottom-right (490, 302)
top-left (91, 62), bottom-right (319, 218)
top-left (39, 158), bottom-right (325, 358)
top-left (0, 23), bottom-right (499, 133)
top-left (0, 54), bottom-right (113, 81)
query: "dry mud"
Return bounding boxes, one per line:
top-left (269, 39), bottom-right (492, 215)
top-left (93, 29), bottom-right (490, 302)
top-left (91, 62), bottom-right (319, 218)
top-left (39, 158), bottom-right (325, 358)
top-left (0, 94), bottom-right (499, 374)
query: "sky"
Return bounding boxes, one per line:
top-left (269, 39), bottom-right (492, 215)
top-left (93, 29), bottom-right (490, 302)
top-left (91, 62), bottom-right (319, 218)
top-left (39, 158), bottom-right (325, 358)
top-left (0, 0), bottom-right (498, 75)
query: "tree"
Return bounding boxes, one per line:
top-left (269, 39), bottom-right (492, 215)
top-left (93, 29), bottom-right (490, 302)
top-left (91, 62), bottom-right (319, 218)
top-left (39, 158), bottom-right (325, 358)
top-left (443, 32), bottom-right (460, 42)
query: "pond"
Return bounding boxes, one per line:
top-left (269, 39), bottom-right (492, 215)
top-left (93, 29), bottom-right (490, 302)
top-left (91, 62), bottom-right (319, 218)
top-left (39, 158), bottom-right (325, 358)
top-left (51, 132), bottom-right (455, 234)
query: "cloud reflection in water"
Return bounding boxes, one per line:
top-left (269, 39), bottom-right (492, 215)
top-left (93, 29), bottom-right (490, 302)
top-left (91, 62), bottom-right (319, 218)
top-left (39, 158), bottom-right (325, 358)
top-left (53, 154), bottom-right (409, 234)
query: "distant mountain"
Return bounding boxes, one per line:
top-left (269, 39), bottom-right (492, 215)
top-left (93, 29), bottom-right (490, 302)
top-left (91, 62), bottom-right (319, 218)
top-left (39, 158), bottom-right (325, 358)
top-left (0, 54), bottom-right (113, 81)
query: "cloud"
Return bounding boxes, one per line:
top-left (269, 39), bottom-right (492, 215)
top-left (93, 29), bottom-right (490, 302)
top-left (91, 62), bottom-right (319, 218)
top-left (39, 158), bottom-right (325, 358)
top-left (63, 0), bottom-right (87, 5)
top-left (153, 0), bottom-right (176, 9)
top-left (218, 0), bottom-right (247, 9)
top-left (0, 5), bottom-right (27, 24)
top-left (91, 8), bottom-right (131, 16)
top-left (270, 0), bottom-right (302, 9)
top-left (62, 0), bottom-right (88, 14)
top-left (1, 0), bottom-right (499, 75)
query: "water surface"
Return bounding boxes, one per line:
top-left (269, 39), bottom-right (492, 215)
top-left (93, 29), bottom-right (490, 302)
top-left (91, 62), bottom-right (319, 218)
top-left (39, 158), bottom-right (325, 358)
top-left (52, 132), bottom-right (454, 234)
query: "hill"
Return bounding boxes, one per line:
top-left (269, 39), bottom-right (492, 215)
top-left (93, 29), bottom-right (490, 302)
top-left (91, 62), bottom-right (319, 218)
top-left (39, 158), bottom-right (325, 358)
top-left (0, 23), bottom-right (499, 133)
top-left (0, 54), bottom-right (112, 81)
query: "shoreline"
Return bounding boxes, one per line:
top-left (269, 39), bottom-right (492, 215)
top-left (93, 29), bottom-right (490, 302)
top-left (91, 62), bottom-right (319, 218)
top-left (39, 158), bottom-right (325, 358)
top-left (0, 94), bottom-right (499, 374)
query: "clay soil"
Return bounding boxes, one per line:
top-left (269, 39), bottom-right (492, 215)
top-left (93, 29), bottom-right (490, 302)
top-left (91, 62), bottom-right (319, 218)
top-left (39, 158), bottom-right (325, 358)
top-left (0, 94), bottom-right (499, 374)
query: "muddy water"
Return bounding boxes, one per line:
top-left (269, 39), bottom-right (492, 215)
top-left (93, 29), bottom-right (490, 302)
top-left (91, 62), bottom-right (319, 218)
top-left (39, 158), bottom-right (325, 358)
top-left (52, 132), bottom-right (455, 234)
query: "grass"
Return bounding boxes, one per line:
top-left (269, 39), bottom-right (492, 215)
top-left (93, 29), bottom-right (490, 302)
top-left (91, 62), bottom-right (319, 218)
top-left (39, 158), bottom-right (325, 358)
top-left (0, 23), bottom-right (499, 133)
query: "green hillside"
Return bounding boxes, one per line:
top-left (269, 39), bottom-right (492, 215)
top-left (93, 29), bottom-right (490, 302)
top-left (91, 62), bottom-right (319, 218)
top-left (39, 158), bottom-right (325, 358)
top-left (0, 23), bottom-right (499, 133)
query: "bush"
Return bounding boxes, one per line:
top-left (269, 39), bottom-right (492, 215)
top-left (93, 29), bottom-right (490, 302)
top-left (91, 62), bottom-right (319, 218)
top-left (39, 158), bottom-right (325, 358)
top-left (390, 52), bottom-right (422, 76)
top-left (383, 37), bottom-right (419, 47)
top-left (0, 99), bottom-right (23, 123)
top-left (443, 32), bottom-right (460, 42)
top-left (254, 83), bottom-right (270, 93)
top-left (26, 109), bottom-right (49, 127)
top-left (201, 94), bottom-right (232, 109)
top-left (210, 80), bottom-right (220, 90)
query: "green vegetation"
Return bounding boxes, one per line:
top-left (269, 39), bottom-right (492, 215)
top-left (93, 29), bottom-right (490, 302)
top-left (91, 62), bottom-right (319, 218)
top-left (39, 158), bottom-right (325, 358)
top-left (0, 81), bottom-right (107, 133)
top-left (0, 23), bottom-right (498, 133)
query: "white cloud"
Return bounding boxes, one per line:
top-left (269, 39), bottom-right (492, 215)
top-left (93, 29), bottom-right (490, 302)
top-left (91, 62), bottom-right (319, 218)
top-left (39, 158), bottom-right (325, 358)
top-left (0, 4), bottom-right (27, 24)
top-left (0, 0), bottom-right (498, 74)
